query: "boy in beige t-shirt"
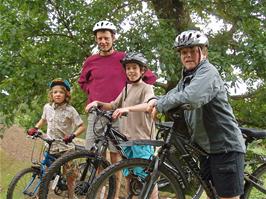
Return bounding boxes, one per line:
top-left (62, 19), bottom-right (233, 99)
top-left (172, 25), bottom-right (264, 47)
top-left (86, 52), bottom-right (158, 198)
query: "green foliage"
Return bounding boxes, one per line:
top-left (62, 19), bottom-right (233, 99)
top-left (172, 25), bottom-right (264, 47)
top-left (246, 139), bottom-right (266, 157)
top-left (231, 85), bottom-right (266, 128)
top-left (0, 0), bottom-right (265, 129)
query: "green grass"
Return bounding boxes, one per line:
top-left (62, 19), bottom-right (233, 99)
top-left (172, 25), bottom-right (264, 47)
top-left (0, 148), bottom-right (31, 199)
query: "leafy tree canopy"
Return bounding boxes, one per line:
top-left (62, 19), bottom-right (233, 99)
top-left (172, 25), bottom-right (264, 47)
top-left (0, 0), bottom-right (265, 131)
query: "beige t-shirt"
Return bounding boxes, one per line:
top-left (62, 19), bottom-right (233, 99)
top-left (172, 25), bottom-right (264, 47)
top-left (42, 103), bottom-right (83, 154)
top-left (110, 80), bottom-right (156, 140)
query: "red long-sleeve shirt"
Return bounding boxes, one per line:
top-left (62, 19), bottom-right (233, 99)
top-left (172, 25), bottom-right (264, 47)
top-left (78, 51), bottom-right (157, 104)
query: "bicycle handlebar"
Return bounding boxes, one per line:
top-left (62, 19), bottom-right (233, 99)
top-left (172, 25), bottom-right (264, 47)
top-left (89, 106), bottom-right (113, 121)
top-left (28, 130), bottom-right (62, 146)
top-left (89, 106), bottom-right (128, 121)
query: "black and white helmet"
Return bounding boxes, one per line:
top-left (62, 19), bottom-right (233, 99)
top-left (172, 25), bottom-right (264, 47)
top-left (121, 52), bottom-right (148, 69)
top-left (93, 20), bottom-right (117, 34)
top-left (174, 30), bottom-right (208, 50)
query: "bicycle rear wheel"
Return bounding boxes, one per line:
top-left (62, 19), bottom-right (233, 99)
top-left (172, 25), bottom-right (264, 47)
top-left (163, 149), bottom-right (203, 199)
top-left (180, 166), bottom-right (203, 199)
top-left (38, 150), bottom-right (111, 199)
top-left (6, 167), bottom-right (41, 199)
top-left (86, 158), bottom-right (185, 199)
top-left (243, 163), bottom-right (266, 199)
top-left (157, 175), bottom-right (203, 199)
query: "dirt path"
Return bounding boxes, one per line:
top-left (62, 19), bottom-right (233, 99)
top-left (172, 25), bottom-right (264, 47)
top-left (0, 125), bottom-right (85, 161)
top-left (0, 125), bottom-right (35, 161)
top-left (0, 126), bottom-right (85, 197)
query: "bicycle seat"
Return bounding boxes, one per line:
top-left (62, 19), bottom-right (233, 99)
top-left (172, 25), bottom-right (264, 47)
top-left (118, 139), bottom-right (164, 147)
top-left (240, 127), bottom-right (266, 142)
top-left (156, 121), bottom-right (174, 129)
top-left (166, 104), bottom-right (192, 120)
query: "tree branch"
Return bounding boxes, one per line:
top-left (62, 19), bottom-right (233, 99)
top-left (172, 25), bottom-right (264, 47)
top-left (47, 0), bottom-right (86, 48)
top-left (154, 81), bottom-right (168, 90)
top-left (38, 32), bottom-right (74, 39)
top-left (229, 84), bottom-right (264, 100)
top-left (230, 91), bottom-right (257, 100)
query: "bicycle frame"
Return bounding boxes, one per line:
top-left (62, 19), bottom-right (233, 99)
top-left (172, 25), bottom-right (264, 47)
top-left (168, 129), bottom-right (217, 198)
top-left (139, 108), bottom-right (266, 199)
top-left (82, 104), bottom-right (265, 199)
top-left (76, 106), bottom-right (160, 194)
top-left (139, 104), bottom-right (219, 199)
top-left (138, 130), bottom-right (216, 198)
top-left (75, 107), bottom-right (130, 189)
top-left (89, 107), bottom-right (129, 155)
top-left (241, 128), bottom-right (266, 197)
top-left (21, 135), bottom-right (58, 197)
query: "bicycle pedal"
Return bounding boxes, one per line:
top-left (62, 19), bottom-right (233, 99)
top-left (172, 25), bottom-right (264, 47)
top-left (31, 165), bottom-right (40, 169)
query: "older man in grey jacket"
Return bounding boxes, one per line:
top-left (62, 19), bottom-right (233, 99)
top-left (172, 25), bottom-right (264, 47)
top-left (148, 30), bottom-right (245, 199)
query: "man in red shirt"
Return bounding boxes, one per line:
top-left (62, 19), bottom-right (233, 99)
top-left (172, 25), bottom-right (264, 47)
top-left (78, 20), bottom-right (156, 161)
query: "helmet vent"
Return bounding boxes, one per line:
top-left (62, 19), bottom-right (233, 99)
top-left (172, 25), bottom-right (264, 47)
top-left (121, 52), bottom-right (148, 69)
top-left (93, 20), bottom-right (117, 33)
top-left (188, 33), bottom-right (192, 40)
top-left (173, 30), bottom-right (208, 50)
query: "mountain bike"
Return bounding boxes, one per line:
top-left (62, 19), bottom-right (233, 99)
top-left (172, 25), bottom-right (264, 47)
top-left (38, 106), bottom-right (203, 198)
top-left (240, 127), bottom-right (266, 199)
top-left (38, 106), bottom-right (130, 198)
top-left (6, 130), bottom-right (84, 199)
top-left (155, 121), bottom-right (204, 199)
top-left (85, 104), bottom-right (266, 199)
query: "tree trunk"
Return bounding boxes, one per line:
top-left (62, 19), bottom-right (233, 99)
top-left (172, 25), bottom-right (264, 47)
top-left (151, 0), bottom-right (192, 32)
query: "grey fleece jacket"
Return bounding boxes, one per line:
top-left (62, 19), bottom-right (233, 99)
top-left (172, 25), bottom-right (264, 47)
top-left (156, 60), bottom-right (246, 154)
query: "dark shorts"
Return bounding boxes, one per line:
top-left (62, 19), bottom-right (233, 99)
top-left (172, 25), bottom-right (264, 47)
top-left (199, 151), bottom-right (245, 198)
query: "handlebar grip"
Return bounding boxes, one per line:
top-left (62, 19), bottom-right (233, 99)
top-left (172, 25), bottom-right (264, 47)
top-left (121, 112), bottom-right (128, 117)
top-left (89, 105), bottom-right (103, 114)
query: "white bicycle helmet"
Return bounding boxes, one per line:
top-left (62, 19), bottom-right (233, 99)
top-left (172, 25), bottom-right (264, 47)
top-left (174, 30), bottom-right (208, 50)
top-left (93, 20), bottom-right (117, 34)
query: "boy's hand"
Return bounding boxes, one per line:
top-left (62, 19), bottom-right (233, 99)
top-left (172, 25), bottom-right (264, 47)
top-left (85, 101), bottom-right (99, 113)
top-left (27, 127), bottom-right (39, 136)
top-left (147, 99), bottom-right (158, 120)
top-left (112, 108), bottom-right (129, 119)
top-left (150, 107), bottom-right (158, 120)
top-left (63, 133), bottom-right (76, 144)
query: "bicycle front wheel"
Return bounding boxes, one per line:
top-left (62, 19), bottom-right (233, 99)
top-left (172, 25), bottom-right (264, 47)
top-left (7, 167), bottom-right (41, 199)
top-left (38, 150), bottom-right (111, 199)
top-left (86, 158), bottom-right (185, 199)
top-left (243, 163), bottom-right (266, 199)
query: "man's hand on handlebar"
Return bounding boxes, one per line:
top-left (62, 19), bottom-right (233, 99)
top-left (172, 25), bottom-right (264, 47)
top-left (85, 101), bottom-right (100, 113)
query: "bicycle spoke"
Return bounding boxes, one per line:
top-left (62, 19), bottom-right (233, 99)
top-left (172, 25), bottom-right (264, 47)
top-left (38, 150), bottom-right (110, 199)
top-left (7, 168), bottom-right (41, 199)
top-left (87, 158), bottom-right (185, 199)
